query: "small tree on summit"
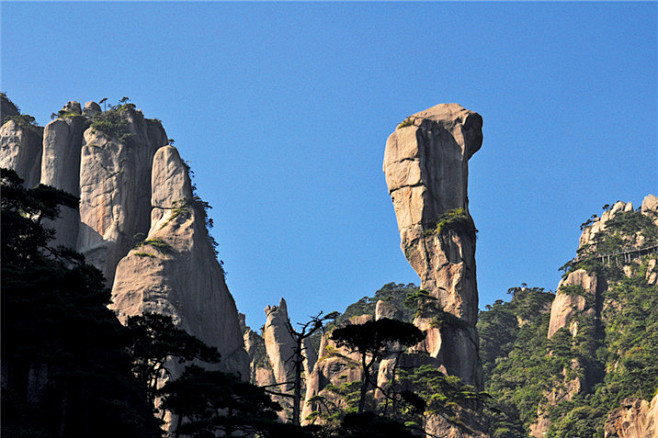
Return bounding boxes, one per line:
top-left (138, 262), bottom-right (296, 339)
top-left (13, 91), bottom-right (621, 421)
top-left (330, 318), bottom-right (425, 414)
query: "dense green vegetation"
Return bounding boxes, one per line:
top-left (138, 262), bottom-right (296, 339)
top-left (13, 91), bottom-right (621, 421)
top-left (480, 204), bottom-right (658, 438)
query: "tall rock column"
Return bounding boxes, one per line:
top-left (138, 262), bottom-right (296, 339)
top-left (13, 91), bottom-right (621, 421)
top-left (110, 145), bottom-right (249, 378)
top-left (0, 121), bottom-right (43, 188)
top-left (77, 106), bottom-right (166, 284)
top-left (40, 102), bottom-right (87, 248)
top-left (383, 103), bottom-right (483, 386)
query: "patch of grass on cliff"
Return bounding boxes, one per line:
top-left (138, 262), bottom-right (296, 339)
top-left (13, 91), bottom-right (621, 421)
top-left (134, 238), bottom-right (172, 253)
top-left (423, 208), bottom-right (477, 239)
top-left (134, 252), bottom-right (156, 258)
top-left (396, 116), bottom-right (414, 129)
top-left (90, 105), bottom-right (134, 142)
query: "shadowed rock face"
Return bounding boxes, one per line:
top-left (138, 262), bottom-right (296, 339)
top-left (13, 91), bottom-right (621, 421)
top-left (383, 103), bottom-right (483, 386)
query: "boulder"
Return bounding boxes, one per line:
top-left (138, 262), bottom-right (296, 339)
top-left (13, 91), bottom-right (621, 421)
top-left (82, 101), bottom-right (101, 118)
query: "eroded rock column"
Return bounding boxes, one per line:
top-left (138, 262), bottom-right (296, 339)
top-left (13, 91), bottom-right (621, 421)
top-left (383, 103), bottom-right (483, 386)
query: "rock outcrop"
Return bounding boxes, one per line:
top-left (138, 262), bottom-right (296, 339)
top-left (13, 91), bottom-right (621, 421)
top-left (547, 269), bottom-right (600, 338)
top-left (532, 196), bottom-right (658, 437)
top-left (605, 395), bottom-right (658, 438)
top-left (77, 107), bottom-right (166, 284)
top-left (302, 315), bottom-right (373, 423)
top-left (0, 119), bottom-right (43, 188)
top-left (383, 103), bottom-right (483, 386)
top-left (109, 145), bottom-right (249, 376)
top-left (0, 98), bottom-right (249, 382)
top-left (549, 197), bottom-right (658, 339)
top-left (264, 299), bottom-right (297, 394)
top-left (40, 110), bottom-right (87, 248)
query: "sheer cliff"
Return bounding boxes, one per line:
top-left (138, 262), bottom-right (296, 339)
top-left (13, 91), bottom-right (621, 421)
top-left (0, 95), bottom-right (249, 378)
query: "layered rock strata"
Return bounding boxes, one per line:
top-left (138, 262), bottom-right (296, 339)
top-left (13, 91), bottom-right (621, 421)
top-left (383, 103), bottom-right (483, 386)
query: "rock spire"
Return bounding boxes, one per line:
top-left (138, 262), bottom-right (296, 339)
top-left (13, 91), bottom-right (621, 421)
top-left (383, 103), bottom-right (483, 386)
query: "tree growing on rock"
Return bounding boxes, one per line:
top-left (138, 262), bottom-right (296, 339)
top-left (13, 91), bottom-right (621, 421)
top-left (283, 311), bottom-right (339, 426)
top-left (330, 318), bottom-right (425, 414)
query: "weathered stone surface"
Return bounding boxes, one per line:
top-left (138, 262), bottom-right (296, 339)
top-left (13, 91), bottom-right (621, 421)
top-left (40, 116), bottom-right (87, 248)
top-left (0, 120), bottom-right (43, 187)
top-left (383, 103), bottom-right (482, 387)
top-left (547, 269), bottom-right (598, 338)
top-left (82, 101), bottom-right (101, 118)
top-left (110, 145), bottom-right (249, 377)
top-left (77, 107), bottom-right (166, 283)
top-left (375, 299), bottom-right (403, 320)
top-left (642, 194), bottom-right (658, 216)
top-left (242, 322), bottom-right (276, 386)
top-left (604, 395), bottom-right (658, 438)
top-left (647, 394), bottom-right (658, 438)
top-left (1, 94), bottom-right (20, 124)
top-left (264, 298), bottom-right (297, 392)
top-left (63, 101), bottom-right (82, 115)
top-left (302, 315), bottom-right (373, 423)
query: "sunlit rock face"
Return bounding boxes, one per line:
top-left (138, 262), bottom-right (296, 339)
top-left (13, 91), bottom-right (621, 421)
top-left (604, 395), bottom-right (658, 438)
top-left (0, 99), bottom-right (250, 382)
top-left (383, 103), bottom-right (483, 387)
top-left (109, 145), bottom-right (249, 377)
top-left (0, 119), bottom-right (43, 188)
top-left (77, 107), bottom-right (166, 284)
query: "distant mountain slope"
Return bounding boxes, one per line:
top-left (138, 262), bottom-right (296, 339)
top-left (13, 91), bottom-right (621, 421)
top-left (480, 196), bottom-right (658, 438)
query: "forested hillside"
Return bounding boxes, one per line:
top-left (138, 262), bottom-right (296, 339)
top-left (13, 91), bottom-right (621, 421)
top-left (479, 199), bottom-right (658, 437)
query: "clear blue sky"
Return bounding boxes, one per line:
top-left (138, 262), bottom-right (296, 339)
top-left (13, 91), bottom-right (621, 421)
top-left (3, 2), bottom-right (656, 330)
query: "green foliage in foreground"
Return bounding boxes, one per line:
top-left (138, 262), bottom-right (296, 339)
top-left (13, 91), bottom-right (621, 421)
top-left (1, 168), bottom-right (161, 438)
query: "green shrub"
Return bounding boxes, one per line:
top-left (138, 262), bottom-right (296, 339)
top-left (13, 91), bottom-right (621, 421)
top-left (90, 105), bottom-right (134, 142)
top-left (423, 208), bottom-right (477, 239)
top-left (397, 117), bottom-right (415, 129)
top-left (134, 238), bottom-right (171, 253)
top-left (5, 114), bottom-right (41, 134)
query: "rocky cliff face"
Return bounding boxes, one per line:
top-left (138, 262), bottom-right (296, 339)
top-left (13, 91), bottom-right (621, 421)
top-left (530, 195), bottom-right (658, 437)
top-left (605, 395), bottom-right (658, 438)
top-left (0, 119), bottom-right (43, 188)
top-left (0, 97), bottom-right (249, 379)
top-left (383, 103), bottom-right (483, 386)
top-left (110, 145), bottom-right (249, 375)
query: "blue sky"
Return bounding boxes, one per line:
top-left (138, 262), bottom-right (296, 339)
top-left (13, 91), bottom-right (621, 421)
top-left (2, 2), bottom-right (656, 330)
